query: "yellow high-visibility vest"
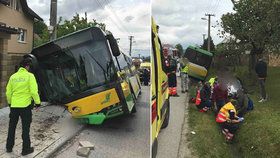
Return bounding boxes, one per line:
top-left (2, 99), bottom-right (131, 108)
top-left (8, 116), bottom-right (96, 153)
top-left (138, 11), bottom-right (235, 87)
top-left (181, 64), bottom-right (189, 73)
top-left (6, 67), bottom-right (41, 107)
top-left (209, 77), bottom-right (215, 87)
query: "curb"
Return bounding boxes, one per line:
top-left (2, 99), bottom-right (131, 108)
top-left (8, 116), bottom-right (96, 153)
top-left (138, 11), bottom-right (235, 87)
top-left (177, 93), bottom-right (196, 158)
top-left (0, 107), bottom-right (9, 117)
top-left (34, 124), bottom-right (85, 158)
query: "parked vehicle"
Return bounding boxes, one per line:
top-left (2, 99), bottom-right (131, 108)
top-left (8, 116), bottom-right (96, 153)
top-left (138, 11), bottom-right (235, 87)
top-left (151, 18), bottom-right (170, 158)
top-left (24, 27), bottom-right (141, 124)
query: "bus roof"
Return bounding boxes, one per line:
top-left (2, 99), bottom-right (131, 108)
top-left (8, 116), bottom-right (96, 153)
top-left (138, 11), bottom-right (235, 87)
top-left (187, 45), bottom-right (213, 56)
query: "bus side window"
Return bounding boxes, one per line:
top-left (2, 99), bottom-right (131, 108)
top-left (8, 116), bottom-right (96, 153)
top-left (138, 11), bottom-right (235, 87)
top-left (117, 53), bottom-right (129, 71)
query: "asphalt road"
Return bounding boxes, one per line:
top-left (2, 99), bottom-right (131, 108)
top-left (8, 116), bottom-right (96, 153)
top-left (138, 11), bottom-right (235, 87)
top-left (53, 86), bottom-right (150, 158)
top-left (157, 79), bottom-right (188, 158)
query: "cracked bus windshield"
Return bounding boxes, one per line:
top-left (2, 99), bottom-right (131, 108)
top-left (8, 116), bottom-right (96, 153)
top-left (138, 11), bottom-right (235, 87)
top-left (36, 33), bottom-right (114, 103)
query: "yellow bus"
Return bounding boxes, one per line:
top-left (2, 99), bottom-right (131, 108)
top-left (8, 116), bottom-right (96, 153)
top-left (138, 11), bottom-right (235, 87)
top-left (183, 46), bottom-right (213, 81)
top-left (24, 27), bottom-right (141, 125)
top-left (151, 18), bottom-right (170, 158)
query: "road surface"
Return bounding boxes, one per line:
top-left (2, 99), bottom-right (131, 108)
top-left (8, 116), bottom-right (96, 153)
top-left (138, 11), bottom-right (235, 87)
top-left (53, 86), bottom-right (150, 158)
top-left (157, 79), bottom-right (189, 158)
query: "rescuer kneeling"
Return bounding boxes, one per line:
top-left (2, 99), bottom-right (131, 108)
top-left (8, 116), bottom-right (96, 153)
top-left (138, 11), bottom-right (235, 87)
top-left (216, 100), bottom-right (244, 142)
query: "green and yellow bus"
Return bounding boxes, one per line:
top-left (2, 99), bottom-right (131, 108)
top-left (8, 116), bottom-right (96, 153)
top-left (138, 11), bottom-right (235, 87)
top-left (183, 45), bottom-right (213, 81)
top-left (151, 18), bottom-right (170, 158)
top-left (24, 27), bottom-right (141, 125)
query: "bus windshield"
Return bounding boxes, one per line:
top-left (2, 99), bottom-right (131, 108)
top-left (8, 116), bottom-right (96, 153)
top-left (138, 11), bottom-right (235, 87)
top-left (36, 39), bottom-right (115, 103)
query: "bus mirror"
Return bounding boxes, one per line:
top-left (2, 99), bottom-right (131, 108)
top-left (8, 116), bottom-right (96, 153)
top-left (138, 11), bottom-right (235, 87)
top-left (107, 34), bottom-right (120, 57)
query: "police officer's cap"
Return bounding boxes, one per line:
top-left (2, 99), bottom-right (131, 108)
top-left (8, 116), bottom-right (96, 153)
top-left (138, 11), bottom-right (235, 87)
top-left (20, 58), bottom-right (32, 68)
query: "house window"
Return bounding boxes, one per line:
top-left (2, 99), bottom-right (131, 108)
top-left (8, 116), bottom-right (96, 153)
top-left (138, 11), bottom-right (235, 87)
top-left (18, 28), bottom-right (27, 43)
top-left (7, 0), bottom-right (21, 11)
top-left (9, 0), bottom-right (15, 8)
top-left (15, 0), bottom-right (21, 11)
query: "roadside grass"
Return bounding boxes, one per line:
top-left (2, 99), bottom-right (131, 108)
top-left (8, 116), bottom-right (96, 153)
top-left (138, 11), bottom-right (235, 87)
top-left (187, 83), bottom-right (233, 158)
top-left (187, 66), bottom-right (280, 158)
top-left (235, 66), bottom-right (280, 158)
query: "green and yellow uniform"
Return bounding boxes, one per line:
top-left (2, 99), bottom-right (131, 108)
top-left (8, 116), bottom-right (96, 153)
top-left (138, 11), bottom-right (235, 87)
top-left (6, 67), bottom-right (41, 107)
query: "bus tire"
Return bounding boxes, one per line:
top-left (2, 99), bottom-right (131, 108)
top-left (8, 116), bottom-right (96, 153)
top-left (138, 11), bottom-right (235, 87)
top-left (161, 99), bottom-right (170, 129)
top-left (152, 138), bottom-right (158, 158)
top-left (131, 92), bottom-right (137, 113)
top-left (132, 104), bottom-right (137, 113)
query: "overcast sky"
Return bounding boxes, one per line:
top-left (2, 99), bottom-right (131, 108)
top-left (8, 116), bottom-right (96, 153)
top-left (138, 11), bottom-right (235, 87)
top-left (152, 0), bottom-right (234, 49)
top-left (27, 0), bottom-right (150, 57)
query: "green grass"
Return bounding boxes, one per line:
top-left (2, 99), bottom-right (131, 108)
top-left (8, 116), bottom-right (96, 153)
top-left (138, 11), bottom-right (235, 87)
top-left (188, 103), bottom-right (233, 158)
top-left (187, 66), bottom-right (280, 158)
top-left (236, 67), bottom-right (280, 158)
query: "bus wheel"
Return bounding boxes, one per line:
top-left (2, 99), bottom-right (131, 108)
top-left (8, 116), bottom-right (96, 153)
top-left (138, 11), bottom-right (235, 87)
top-left (161, 99), bottom-right (170, 129)
top-left (131, 93), bottom-right (137, 113)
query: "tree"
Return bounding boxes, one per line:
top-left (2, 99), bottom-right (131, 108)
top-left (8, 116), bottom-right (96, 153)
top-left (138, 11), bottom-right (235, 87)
top-left (175, 43), bottom-right (183, 57)
top-left (201, 36), bottom-right (215, 53)
top-left (33, 13), bottom-right (107, 47)
top-left (33, 21), bottom-right (50, 47)
top-left (57, 13), bottom-right (107, 38)
top-left (220, 0), bottom-right (280, 73)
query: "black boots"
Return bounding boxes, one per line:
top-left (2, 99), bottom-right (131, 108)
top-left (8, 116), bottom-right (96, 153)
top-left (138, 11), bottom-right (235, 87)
top-left (22, 147), bottom-right (34, 156)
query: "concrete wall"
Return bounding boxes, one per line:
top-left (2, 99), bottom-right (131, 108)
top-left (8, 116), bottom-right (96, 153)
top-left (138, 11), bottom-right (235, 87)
top-left (0, 3), bottom-right (34, 55)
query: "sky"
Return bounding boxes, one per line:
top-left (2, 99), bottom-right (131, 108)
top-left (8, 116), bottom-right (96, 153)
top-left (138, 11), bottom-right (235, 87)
top-left (152, 0), bottom-right (234, 49)
top-left (27, 0), bottom-right (150, 57)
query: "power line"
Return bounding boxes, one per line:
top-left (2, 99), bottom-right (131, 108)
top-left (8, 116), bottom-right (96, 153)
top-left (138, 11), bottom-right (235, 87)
top-left (93, 0), bottom-right (125, 34)
top-left (103, 0), bottom-right (131, 35)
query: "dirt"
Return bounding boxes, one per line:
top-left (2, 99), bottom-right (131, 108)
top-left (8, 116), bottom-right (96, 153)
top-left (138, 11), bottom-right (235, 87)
top-left (34, 115), bottom-right (60, 140)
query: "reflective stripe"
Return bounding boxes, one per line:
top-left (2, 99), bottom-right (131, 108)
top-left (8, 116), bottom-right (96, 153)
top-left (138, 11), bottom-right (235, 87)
top-left (216, 112), bottom-right (227, 123)
top-left (195, 90), bottom-right (201, 105)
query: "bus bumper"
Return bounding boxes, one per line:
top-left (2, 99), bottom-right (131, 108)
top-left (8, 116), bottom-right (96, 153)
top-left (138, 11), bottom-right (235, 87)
top-left (74, 104), bottom-right (124, 125)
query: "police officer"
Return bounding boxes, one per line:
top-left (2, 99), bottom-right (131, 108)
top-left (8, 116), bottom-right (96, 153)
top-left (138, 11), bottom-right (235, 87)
top-left (6, 58), bottom-right (41, 156)
top-left (180, 58), bottom-right (189, 93)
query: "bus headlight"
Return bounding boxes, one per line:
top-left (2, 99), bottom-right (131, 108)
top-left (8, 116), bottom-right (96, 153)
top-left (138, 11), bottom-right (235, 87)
top-left (72, 106), bottom-right (81, 113)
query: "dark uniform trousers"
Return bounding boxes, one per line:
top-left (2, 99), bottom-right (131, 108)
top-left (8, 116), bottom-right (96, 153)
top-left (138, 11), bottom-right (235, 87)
top-left (6, 105), bottom-right (32, 151)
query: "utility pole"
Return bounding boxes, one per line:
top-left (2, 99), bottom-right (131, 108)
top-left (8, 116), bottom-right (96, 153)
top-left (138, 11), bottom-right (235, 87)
top-left (205, 13), bottom-right (215, 52)
top-left (129, 35), bottom-right (134, 56)
top-left (50, 0), bottom-right (57, 40)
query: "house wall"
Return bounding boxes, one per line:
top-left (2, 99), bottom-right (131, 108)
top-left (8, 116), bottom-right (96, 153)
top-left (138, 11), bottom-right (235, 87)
top-left (0, 4), bottom-right (34, 55)
top-left (0, 38), bottom-right (10, 108)
top-left (0, 3), bottom-right (34, 108)
top-left (269, 53), bottom-right (280, 67)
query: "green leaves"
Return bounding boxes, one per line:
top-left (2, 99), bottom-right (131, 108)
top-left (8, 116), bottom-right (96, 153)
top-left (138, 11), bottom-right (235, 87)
top-left (57, 13), bottom-right (107, 38)
top-left (221, 0), bottom-right (280, 52)
top-left (33, 13), bottom-right (107, 47)
top-left (175, 43), bottom-right (183, 57)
